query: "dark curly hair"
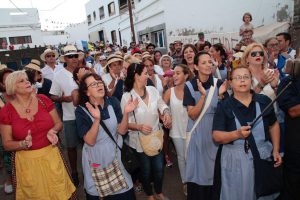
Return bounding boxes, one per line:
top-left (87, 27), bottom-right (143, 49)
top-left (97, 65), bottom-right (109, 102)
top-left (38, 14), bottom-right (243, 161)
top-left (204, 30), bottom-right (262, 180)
top-left (124, 63), bottom-right (146, 92)
top-left (78, 73), bottom-right (107, 107)
top-left (73, 66), bottom-right (91, 84)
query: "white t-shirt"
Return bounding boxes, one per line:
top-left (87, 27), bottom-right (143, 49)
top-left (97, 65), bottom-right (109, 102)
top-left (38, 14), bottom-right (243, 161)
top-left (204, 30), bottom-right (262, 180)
top-left (169, 87), bottom-right (188, 139)
top-left (49, 68), bottom-right (78, 121)
top-left (41, 64), bottom-right (64, 81)
top-left (154, 65), bottom-right (164, 76)
top-left (121, 86), bottom-right (168, 152)
top-left (93, 63), bottom-right (105, 77)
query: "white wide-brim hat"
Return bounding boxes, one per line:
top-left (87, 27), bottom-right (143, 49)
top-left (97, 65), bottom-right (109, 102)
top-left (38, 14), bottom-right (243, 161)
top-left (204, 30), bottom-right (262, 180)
top-left (40, 48), bottom-right (59, 62)
top-left (24, 59), bottom-right (41, 72)
top-left (59, 45), bottom-right (84, 63)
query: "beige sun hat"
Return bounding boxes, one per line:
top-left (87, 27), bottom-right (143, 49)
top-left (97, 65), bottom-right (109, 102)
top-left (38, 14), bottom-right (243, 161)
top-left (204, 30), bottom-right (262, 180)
top-left (104, 54), bottom-right (124, 69)
top-left (59, 45), bottom-right (84, 62)
top-left (24, 59), bottom-right (41, 72)
top-left (233, 46), bottom-right (247, 59)
top-left (40, 48), bottom-right (59, 62)
top-left (0, 64), bottom-right (7, 71)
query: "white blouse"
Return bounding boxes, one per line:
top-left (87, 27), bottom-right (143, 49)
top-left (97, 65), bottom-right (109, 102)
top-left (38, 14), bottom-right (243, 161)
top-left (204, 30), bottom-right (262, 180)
top-left (121, 86), bottom-right (169, 153)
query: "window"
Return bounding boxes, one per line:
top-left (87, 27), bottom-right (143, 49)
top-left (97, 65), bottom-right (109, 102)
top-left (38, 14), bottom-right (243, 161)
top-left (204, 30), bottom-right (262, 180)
top-left (119, 0), bottom-right (135, 13)
top-left (93, 11), bottom-right (96, 20)
top-left (0, 37), bottom-right (8, 49)
top-left (153, 30), bottom-right (165, 47)
top-left (87, 15), bottom-right (91, 25)
top-left (108, 2), bottom-right (115, 16)
top-left (111, 30), bottom-right (117, 43)
top-left (99, 7), bottom-right (105, 20)
top-left (9, 36), bottom-right (32, 45)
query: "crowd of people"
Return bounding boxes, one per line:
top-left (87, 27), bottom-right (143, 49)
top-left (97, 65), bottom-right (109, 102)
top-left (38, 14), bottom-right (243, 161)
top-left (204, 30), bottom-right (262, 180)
top-left (0, 11), bottom-right (300, 200)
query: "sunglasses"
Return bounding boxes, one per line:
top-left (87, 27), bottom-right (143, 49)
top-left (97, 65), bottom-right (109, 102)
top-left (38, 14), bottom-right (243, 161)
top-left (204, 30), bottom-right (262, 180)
top-left (66, 54), bottom-right (79, 59)
top-left (46, 54), bottom-right (56, 58)
top-left (250, 51), bottom-right (264, 57)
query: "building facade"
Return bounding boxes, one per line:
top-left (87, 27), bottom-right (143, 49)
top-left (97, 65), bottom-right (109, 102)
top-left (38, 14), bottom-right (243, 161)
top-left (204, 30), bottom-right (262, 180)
top-left (0, 8), bottom-right (43, 51)
top-left (85, 0), bottom-right (294, 50)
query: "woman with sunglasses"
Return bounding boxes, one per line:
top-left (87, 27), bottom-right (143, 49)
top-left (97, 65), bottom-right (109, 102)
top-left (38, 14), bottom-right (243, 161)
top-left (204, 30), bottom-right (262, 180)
top-left (212, 66), bottom-right (282, 200)
top-left (75, 73), bottom-right (138, 200)
top-left (121, 63), bottom-right (172, 200)
top-left (184, 52), bottom-right (227, 200)
top-left (241, 43), bottom-right (285, 151)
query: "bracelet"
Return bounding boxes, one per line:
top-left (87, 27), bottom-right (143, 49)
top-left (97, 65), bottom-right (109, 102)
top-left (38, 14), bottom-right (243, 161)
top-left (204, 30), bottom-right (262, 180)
top-left (218, 94), bottom-right (225, 100)
top-left (257, 82), bottom-right (265, 90)
top-left (163, 108), bottom-right (171, 116)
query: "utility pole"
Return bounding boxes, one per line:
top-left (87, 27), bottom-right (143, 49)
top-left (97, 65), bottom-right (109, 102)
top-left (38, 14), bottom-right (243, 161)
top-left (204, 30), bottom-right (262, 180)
top-left (128, 0), bottom-right (136, 43)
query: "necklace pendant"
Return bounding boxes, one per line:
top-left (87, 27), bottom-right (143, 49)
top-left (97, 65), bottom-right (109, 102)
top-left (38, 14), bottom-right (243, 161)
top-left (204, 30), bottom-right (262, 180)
top-left (25, 108), bottom-right (31, 113)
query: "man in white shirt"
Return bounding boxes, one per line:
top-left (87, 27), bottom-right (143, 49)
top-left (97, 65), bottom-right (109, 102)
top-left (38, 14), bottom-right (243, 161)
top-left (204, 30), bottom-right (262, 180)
top-left (49, 45), bottom-right (84, 187)
top-left (276, 32), bottom-right (296, 59)
top-left (40, 48), bottom-right (63, 81)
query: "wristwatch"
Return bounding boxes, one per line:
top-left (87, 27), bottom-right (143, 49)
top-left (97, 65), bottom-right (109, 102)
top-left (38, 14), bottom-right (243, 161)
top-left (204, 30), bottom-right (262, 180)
top-left (257, 82), bottom-right (265, 90)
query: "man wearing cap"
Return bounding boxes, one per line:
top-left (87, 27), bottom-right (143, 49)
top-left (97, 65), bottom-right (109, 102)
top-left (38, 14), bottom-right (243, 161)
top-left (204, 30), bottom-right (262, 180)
top-left (146, 43), bottom-right (156, 55)
top-left (102, 54), bottom-right (124, 101)
top-left (171, 40), bottom-right (183, 67)
top-left (40, 49), bottom-right (63, 81)
top-left (49, 45), bottom-right (84, 187)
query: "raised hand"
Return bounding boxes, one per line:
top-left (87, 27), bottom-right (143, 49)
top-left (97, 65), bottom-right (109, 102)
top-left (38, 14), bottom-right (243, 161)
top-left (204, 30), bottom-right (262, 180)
top-left (270, 69), bottom-right (280, 89)
top-left (47, 129), bottom-right (58, 145)
top-left (86, 101), bottom-right (101, 120)
top-left (124, 97), bottom-right (139, 114)
top-left (25, 130), bottom-right (33, 148)
top-left (197, 79), bottom-right (206, 96)
top-left (262, 68), bottom-right (275, 84)
top-left (111, 72), bottom-right (119, 81)
top-left (219, 79), bottom-right (228, 95)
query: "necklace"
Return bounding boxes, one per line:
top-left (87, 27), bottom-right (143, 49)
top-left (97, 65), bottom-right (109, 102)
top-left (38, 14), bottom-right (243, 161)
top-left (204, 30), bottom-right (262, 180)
top-left (140, 87), bottom-right (147, 100)
top-left (18, 96), bottom-right (33, 114)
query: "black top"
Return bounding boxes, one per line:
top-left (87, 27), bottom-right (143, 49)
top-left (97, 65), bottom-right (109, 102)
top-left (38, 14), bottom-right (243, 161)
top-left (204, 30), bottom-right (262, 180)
top-left (212, 93), bottom-right (277, 142)
top-left (183, 75), bottom-right (224, 106)
top-left (112, 79), bottom-right (124, 102)
top-left (277, 76), bottom-right (300, 153)
top-left (75, 96), bottom-right (123, 138)
top-left (38, 78), bottom-right (52, 98)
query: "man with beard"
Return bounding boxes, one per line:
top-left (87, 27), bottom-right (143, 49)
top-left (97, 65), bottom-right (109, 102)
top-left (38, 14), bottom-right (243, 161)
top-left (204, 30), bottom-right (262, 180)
top-left (172, 40), bottom-right (183, 67)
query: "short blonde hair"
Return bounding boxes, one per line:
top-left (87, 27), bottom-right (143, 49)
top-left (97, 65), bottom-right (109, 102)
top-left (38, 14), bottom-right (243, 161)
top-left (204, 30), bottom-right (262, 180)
top-left (241, 43), bottom-right (268, 68)
top-left (5, 70), bottom-right (28, 95)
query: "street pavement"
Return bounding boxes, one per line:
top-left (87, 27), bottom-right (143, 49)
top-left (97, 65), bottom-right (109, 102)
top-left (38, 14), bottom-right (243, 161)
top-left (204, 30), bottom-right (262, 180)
top-left (0, 146), bottom-right (186, 200)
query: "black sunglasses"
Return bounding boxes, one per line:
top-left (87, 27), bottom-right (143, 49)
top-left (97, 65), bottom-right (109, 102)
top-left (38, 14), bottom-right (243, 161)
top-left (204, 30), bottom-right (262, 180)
top-left (46, 54), bottom-right (56, 58)
top-left (66, 54), bottom-right (79, 59)
top-left (250, 51), bottom-right (264, 57)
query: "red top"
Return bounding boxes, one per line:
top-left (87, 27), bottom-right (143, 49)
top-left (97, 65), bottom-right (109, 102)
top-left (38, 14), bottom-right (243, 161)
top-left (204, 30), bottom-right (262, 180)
top-left (0, 94), bottom-right (55, 150)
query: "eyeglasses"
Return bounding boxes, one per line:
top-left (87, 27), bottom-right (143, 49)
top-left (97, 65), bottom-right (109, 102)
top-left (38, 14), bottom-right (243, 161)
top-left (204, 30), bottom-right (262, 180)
top-left (250, 51), bottom-right (264, 57)
top-left (231, 75), bottom-right (251, 81)
top-left (87, 81), bottom-right (104, 88)
top-left (66, 54), bottom-right (79, 59)
top-left (46, 54), bottom-right (56, 58)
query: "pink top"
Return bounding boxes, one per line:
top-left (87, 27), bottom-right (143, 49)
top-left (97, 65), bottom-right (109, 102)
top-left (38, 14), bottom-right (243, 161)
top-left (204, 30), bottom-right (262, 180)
top-left (0, 94), bottom-right (55, 150)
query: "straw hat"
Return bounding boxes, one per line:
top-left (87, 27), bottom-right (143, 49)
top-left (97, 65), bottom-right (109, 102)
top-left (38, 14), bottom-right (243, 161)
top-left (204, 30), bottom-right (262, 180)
top-left (0, 64), bottom-right (7, 71)
top-left (159, 54), bottom-right (173, 67)
top-left (40, 48), bottom-right (59, 62)
top-left (233, 46), bottom-right (247, 59)
top-left (59, 45), bottom-right (84, 62)
top-left (104, 54), bottom-right (123, 69)
top-left (24, 59), bottom-right (41, 72)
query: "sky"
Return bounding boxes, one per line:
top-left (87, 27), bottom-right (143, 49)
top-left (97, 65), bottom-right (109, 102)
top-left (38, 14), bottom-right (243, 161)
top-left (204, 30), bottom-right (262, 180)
top-left (1, 0), bottom-right (89, 30)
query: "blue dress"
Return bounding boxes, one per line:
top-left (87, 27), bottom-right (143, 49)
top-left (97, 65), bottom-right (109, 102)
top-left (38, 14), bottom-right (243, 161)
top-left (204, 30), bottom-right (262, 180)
top-left (77, 105), bottom-right (133, 196)
top-left (185, 78), bottom-right (219, 186)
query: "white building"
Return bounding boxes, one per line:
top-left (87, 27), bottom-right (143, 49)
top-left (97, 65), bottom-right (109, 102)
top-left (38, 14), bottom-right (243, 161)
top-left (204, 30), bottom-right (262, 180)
top-left (0, 8), bottom-right (43, 50)
top-left (85, 0), bottom-right (294, 49)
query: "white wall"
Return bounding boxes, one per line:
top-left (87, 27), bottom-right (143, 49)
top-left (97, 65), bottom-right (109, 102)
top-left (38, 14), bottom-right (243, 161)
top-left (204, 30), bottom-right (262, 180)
top-left (65, 22), bottom-right (89, 44)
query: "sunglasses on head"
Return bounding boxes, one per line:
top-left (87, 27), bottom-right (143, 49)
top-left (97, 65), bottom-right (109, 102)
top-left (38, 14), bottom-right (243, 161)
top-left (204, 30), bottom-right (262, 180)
top-left (46, 54), bottom-right (56, 58)
top-left (250, 51), bottom-right (264, 57)
top-left (66, 54), bottom-right (79, 59)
